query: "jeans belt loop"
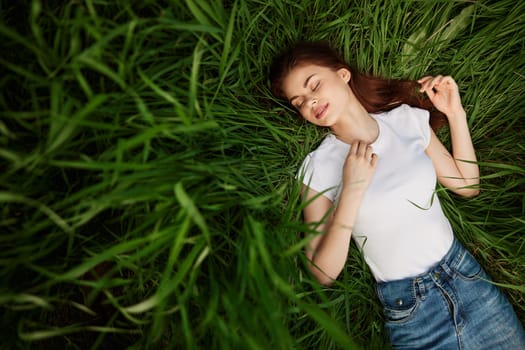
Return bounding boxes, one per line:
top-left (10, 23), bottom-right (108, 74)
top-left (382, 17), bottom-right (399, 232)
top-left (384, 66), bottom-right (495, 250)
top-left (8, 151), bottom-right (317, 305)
top-left (440, 261), bottom-right (454, 279)
top-left (415, 277), bottom-right (426, 301)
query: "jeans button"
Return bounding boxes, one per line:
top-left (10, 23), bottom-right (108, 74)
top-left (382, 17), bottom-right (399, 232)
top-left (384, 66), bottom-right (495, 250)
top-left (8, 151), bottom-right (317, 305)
top-left (434, 272), bottom-right (440, 280)
top-left (396, 299), bottom-right (403, 306)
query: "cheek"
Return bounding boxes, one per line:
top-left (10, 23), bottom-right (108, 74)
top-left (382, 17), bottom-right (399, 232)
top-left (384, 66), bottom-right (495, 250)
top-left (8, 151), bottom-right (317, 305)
top-left (331, 83), bottom-right (352, 102)
top-left (297, 109), bottom-right (308, 119)
top-left (296, 107), bottom-right (312, 120)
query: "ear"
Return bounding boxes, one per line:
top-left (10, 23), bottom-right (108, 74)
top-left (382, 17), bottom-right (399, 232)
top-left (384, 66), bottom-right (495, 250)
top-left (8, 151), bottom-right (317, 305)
top-left (337, 68), bottom-right (351, 83)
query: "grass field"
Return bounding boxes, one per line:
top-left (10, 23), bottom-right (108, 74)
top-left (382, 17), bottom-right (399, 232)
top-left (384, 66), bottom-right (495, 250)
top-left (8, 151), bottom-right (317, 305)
top-left (1, 0), bottom-right (524, 349)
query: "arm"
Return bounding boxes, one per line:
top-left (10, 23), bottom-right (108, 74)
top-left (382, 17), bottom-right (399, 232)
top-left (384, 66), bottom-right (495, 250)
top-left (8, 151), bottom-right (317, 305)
top-left (303, 142), bottom-right (377, 285)
top-left (419, 76), bottom-right (480, 197)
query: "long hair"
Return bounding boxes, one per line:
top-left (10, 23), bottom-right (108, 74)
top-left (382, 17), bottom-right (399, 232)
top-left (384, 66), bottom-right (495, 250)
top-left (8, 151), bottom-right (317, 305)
top-left (269, 42), bottom-right (446, 131)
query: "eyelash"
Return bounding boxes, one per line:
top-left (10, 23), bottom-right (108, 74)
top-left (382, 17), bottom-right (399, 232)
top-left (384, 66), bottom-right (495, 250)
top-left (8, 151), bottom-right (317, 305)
top-left (297, 82), bottom-right (320, 109)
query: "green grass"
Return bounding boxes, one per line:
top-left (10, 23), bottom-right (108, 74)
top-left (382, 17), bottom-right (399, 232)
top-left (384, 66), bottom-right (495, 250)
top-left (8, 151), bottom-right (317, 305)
top-left (1, 0), bottom-right (523, 349)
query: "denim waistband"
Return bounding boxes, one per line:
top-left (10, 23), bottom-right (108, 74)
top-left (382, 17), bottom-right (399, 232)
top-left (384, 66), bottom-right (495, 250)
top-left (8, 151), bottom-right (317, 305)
top-left (376, 238), bottom-right (465, 299)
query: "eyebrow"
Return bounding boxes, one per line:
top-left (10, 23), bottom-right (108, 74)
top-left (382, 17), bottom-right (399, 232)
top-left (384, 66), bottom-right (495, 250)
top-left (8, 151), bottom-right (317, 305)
top-left (289, 74), bottom-right (317, 104)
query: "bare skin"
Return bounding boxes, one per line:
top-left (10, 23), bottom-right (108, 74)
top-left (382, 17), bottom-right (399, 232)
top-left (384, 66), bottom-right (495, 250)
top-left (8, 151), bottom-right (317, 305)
top-left (282, 65), bottom-right (479, 285)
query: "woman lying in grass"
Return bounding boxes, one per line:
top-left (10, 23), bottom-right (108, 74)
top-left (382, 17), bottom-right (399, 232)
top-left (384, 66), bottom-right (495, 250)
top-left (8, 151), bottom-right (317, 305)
top-left (270, 42), bottom-right (525, 349)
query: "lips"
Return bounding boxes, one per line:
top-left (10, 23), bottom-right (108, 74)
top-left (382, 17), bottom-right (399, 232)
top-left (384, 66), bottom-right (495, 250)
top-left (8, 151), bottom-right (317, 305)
top-left (314, 103), bottom-right (329, 119)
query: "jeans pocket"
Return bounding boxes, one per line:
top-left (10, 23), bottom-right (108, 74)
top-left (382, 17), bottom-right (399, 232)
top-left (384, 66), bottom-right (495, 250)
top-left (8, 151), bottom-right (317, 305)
top-left (376, 282), bottom-right (420, 324)
top-left (383, 299), bottom-right (420, 324)
top-left (453, 248), bottom-right (485, 281)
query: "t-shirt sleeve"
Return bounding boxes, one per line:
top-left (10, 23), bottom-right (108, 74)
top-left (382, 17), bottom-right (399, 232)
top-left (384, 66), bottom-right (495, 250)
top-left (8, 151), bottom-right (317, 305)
top-left (395, 104), bottom-right (431, 150)
top-left (297, 153), bottom-right (314, 186)
top-left (411, 106), bottom-right (431, 149)
top-left (296, 144), bottom-right (343, 202)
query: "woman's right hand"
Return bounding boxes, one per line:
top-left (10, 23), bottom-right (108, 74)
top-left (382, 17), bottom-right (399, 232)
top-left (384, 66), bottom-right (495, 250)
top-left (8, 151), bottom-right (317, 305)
top-left (341, 141), bottom-right (378, 195)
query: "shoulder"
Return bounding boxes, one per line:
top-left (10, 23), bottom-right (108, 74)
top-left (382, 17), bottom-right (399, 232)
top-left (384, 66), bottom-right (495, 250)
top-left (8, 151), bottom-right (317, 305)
top-left (303, 134), bottom-right (348, 169)
top-left (298, 134), bottom-right (349, 202)
top-left (375, 104), bottom-right (429, 124)
top-left (376, 104), bottom-right (431, 147)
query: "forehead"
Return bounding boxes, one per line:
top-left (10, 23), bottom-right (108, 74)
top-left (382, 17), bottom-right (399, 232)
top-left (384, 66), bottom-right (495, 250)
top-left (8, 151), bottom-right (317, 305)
top-left (282, 64), bottom-right (334, 97)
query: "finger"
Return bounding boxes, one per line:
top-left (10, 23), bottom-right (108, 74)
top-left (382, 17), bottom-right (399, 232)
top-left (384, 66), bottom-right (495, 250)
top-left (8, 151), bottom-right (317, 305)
top-left (424, 75), bottom-right (445, 96)
top-left (357, 142), bottom-right (372, 159)
top-left (443, 75), bottom-right (455, 83)
top-left (370, 153), bottom-right (378, 167)
top-left (425, 75), bottom-right (441, 91)
top-left (364, 144), bottom-right (374, 160)
top-left (418, 76), bottom-right (433, 92)
top-left (417, 76), bottom-right (433, 84)
top-left (421, 76), bottom-right (439, 93)
top-left (441, 76), bottom-right (457, 88)
top-left (422, 85), bottom-right (436, 100)
top-left (420, 74), bottom-right (442, 87)
top-left (432, 75), bottom-right (458, 95)
top-left (349, 141), bottom-right (359, 156)
top-left (357, 141), bottom-right (368, 158)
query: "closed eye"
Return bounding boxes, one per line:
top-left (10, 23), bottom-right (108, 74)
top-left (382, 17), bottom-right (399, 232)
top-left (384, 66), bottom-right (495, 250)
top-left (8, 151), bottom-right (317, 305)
top-left (293, 100), bottom-right (304, 110)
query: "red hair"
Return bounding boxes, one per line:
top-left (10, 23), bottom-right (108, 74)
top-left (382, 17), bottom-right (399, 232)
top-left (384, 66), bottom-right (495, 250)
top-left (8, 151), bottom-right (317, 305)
top-left (269, 41), bottom-right (446, 131)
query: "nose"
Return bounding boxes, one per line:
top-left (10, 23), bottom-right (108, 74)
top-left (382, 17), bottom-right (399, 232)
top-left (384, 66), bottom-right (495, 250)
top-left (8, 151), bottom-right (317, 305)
top-left (308, 96), bottom-right (318, 107)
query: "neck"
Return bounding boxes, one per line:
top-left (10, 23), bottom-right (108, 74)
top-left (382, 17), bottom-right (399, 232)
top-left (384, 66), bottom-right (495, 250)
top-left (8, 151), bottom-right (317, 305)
top-left (331, 104), bottom-right (379, 145)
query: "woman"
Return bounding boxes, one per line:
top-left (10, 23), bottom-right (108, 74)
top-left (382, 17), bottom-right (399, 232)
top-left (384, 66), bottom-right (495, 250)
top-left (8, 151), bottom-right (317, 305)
top-left (269, 42), bottom-right (525, 349)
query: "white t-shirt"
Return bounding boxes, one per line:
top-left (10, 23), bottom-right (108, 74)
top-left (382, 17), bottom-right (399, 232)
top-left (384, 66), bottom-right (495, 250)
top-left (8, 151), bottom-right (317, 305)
top-left (299, 104), bottom-right (454, 282)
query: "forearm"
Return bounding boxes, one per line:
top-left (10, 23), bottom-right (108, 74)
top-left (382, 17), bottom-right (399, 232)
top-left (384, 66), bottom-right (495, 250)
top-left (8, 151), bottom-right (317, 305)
top-left (306, 141), bottom-right (376, 285)
top-left (447, 109), bottom-right (480, 190)
top-left (419, 75), bottom-right (480, 195)
top-left (309, 188), bottom-right (363, 285)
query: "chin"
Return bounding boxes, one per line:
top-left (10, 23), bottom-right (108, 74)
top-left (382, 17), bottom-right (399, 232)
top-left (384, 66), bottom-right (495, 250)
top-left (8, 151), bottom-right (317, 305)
top-left (316, 116), bottom-right (333, 127)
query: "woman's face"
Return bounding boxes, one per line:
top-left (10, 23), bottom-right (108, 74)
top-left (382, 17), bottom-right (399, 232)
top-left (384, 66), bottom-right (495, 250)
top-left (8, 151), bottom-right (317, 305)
top-left (281, 64), bottom-right (352, 126)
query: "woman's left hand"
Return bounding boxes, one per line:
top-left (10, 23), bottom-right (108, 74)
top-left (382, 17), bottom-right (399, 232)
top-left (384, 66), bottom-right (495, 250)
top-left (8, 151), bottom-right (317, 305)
top-left (418, 75), bottom-right (465, 119)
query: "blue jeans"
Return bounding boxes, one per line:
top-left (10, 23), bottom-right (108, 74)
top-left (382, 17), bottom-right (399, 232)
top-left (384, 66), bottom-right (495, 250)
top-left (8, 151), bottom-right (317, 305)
top-left (376, 238), bottom-right (525, 349)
